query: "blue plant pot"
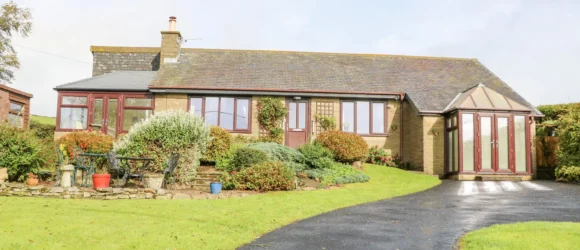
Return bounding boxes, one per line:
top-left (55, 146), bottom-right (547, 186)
top-left (210, 182), bottom-right (222, 194)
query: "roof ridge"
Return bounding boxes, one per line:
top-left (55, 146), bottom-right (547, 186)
top-left (180, 47), bottom-right (478, 61)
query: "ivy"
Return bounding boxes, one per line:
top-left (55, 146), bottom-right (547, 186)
top-left (257, 97), bottom-right (288, 143)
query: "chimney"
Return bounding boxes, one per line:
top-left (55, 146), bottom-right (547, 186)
top-left (161, 16), bottom-right (182, 63)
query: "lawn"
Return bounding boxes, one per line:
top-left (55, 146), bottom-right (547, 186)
top-left (30, 115), bottom-right (56, 125)
top-left (0, 165), bottom-right (439, 250)
top-left (459, 221), bottom-right (580, 250)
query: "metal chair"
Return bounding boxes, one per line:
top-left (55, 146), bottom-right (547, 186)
top-left (162, 153), bottom-right (180, 188)
top-left (106, 152), bottom-right (123, 187)
top-left (72, 147), bottom-right (90, 187)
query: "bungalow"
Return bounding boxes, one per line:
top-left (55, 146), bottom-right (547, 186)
top-left (53, 17), bottom-right (541, 180)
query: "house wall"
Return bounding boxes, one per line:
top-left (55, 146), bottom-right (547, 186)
top-left (90, 46), bottom-right (161, 77)
top-left (401, 100), bottom-right (424, 171)
top-left (422, 116), bottom-right (445, 177)
top-left (0, 85), bottom-right (32, 130)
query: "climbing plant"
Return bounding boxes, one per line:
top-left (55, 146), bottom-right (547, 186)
top-left (315, 114), bottom-right (336, 132)
top-left (257, 97), bottom-right (288, 143)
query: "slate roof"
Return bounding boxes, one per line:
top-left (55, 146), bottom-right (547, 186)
top-left (54, 71), bottom-right (155, 91)
top-left (151, 48), bottom-right (536, 113)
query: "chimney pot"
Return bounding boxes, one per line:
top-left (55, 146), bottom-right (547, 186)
top-left (169, 16), bottom-right (177, 31)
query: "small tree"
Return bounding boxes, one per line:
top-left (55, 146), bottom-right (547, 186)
top-left (0, 1), bottom-right (32, 84)
top-left (556, 105), bottom-right (580, 166)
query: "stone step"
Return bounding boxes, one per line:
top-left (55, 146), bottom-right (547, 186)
top-left (194, 178), bottom-right (218, 185)
top-left (197, 172), bottom-right (221, 177)
top-left (192, 183), bottom-right (210, 191)
top-left (481, 175), bottom-right (526, 182)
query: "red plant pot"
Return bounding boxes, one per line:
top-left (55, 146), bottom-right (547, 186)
top-left (92, 174), bottom-right (111, 189)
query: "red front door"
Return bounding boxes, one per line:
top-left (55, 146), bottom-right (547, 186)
top-left (477, 113), bottom-right (513, 173)
top-left (90, 94), bottom-right (120, 137)
top-left (286, 100), bottom-right (309, 148)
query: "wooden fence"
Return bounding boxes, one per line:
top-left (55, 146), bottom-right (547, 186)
top-left (535, 137), bottom-right (559, 167)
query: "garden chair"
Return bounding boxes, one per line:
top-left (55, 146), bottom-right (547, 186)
top-left (72, 147), bottom-right (92, 187)
top-left (39, 144), bottom-right (65, 186)
top-left (162, 153), bottom-right (180, 188)
top-left (106, 152), bottom-right (123, 187)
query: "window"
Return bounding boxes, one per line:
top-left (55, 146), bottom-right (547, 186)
top-left (341, 101), bottom-right (386, 135)
top-left (122, 96), bottom-right (153, 131)
top-left (59, 95), bottom-right (88, 129)
top-left (188, 97), bottom-right (251, 132)
top-left (8, 101), bottom-right (24, 128)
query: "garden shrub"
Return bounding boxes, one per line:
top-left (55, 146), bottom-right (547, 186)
top-left (247, 142), bottom-right (305, 163)
top-left (367, 145), bottom-right (399, 167)
top-left (215, 143), bottom-right (246, 172)
top-left (0, 124), bottom-right (56, 181)
top-left (283, 161), bottom-right (308, 173)
top-left (232, 148), bottom-right (268, 170)
top-left (316, 130), bottom-right (369, 163)
top-left (304, 162), bottom-right (370, 186)
top-left (29, 120), bottom-right (56, 140)
top-left (299, 142), bottom-right (334, 169)
top-left (555, 165), bottom-right (580, 183)
top-left (555, 104), bottom-right (580, 166)
top-left (232, 161), bottom-right (296, 191)
top-left (114, 111), bottom-right (210, 183)
top-left (219, 171), bottom-right (239, 190)
top-left (56, 131), bottom-right (114, 160)
top-left (315, 114), bottom-right (336, 131)
top-left (201, 126), bottom-right (233, 164)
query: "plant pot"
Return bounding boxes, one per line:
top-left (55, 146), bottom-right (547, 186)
top-left (144, 174), bottom-right (164, 189)
top-left (210, 182), bottom-right (222, 194)
top-left (26, 175), bottom-right (39, 186)
top-left (92, 174), bottom-right (111, 189)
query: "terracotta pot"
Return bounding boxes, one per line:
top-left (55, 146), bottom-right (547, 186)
top-left (26, 174), bottom-right (39, 186)
top-left (92, 174), bottom-right (111, 189)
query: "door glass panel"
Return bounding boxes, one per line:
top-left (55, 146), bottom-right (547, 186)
top-left (453, 129), bottom-right (458, 172)
top-left (356, 101), bottom-right (370, 134)
top-left (480, 116), bottom-right (492, 170)
top-left (462, 114), bottom-right (475, 172)
top-left (288, 102), bottom-right (297, 129)
top-left (298, 103), bottom-right (306, 129)
top-left (107, 99), bottom-right (118, 136)
top-left (236, 99), bottom-right (249, 130)
top-left (448, 131), bottom-right (453, 172)
top-left (205, 97), bottom-right (219, 126)
top-left (342, 102), bottom-right (354, 132)
top-left (515, 116), bottom-right (527, 172)
top-left (92, 98), bottom-right (104, 128)
top-left (497, 117), bottom-right (509, 170)
top-left (372, 103), bottom-right (384, 133)
top-left (220, 98), bottom-right (234, 130)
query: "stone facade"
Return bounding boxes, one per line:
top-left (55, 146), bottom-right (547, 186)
top-left (401, 100), bottom-right (424, 170)
top-left (422, 116), bottom-right (445, 177)
top-left (90, 46), bottom-right (161, 77)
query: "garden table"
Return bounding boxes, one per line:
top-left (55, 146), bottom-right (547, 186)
top-left (75, 153), bottom-right (107, 187)
top-left (116, 156), bottom-right (155, 187)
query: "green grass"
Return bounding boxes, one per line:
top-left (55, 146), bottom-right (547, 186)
top-left (0, 165), bottom-right (439, 250)
top-left (30, 115), bottom-right (56, 125)
top-left (459, 221), bottom-right (580, 250)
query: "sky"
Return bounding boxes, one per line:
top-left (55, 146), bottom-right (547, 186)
top-left (6, 0), bottom-right (580, 117)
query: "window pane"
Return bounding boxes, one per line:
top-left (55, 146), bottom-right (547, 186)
top-left (515, 116), bottom-right (527, 172)
top-left (453, 129), bottom-right (458, 172)
top-left (462, 114), bottom-right (474, 172)
top-left (220, 98), bottom-right (234, 130)
top-left (107, 99), bottom-right (118, 136)
top-left (62, 96), bottom-right (87, 105)
top-left (205, 97), bottom-right (219, 126)
top-left (123, 109), bottom-right (152, 131)
top-left (189, 98), bottom-right (203, 116)
top-left (342, 102), bottom-right (354, 132)
top-left (298, 103), bottom-right (306, 129)
top-left (236, 99), bottom-right (249, 130)
top-left (480, 117), bottom-right (493, 170)
top-left (125, 98), bottom-right (152, 107)
top-left (60, 107), bottom-right (88, 129)
top-left (356, 102), bottom-right (370, 134)
top-left (372, 103), bottom-right (385, 133)
top-left (497, 117), bottom-right (509, 170)
top-left (288, 102), bottom-right (297, 129)
top-left (8, 113), bottom-right (23, 128)
top-left (447, 131), bottom-right (453, 172)
top-left (9, 102), bottom-right (23, 113)
top-left (92, 98), bottom-right (104, 126)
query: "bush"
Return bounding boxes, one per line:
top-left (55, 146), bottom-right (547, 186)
top-left (299, 143), bottom-right (334, 169)
top-left (367, 145), bottom-right (399, 167)
top-left (56, 131), bottom-right (114, 161)
top-left (247, 142), bottom-right (305, 163)
top-left (232, 148), bottom-right (268, 170)
top-left (315, 114), bottom-right (336, 131)
top-left (29, 120), bottom-right (55, 140)
top-left (304, 162), bottom-right (370, 186)
top-left (215, 143), bottom-right (246, 172)
top-left (0, 124), bottom-right (56, 181)
top-left (555, 165), bottom-right (580, 183)
top-left (114, 111), bottom-right (210, 183)
top-left (201, 126), bottom-right (233, 164)
top-left (555, 104), bottom-right (580, 166)
top-left (316, 130), bottom-right (369, 163)
top-left (232, 161), bottom-right (296, 191)
top-left (257, 97), bottom-right (287, 143)
top-left (283, 161), bottom-right (308, 173)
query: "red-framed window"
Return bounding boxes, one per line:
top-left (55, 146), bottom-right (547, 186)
top-left (121, 94), bottom-right (154, 133)
top-left (8, 101), bottom-right (25, 128)
top-left (188, 96), bottom-right (251, 132)
top-left (340, 100), bottom-right (387, 135)
top-left (57, 93), bottom-right (89, 130)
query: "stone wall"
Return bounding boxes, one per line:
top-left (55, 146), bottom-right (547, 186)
top-left (401, 100), bottom-right (424, 170)
top-left (90, 46), bottom-right (161, 77)
top-left (422, 116), bottom-right (445, 177)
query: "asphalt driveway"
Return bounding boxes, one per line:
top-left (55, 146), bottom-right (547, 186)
top-left (240, 180), bottom-right (580, 250)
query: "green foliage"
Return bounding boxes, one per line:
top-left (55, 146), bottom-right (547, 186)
top-left (304, 162), bottom-right (370, 186)
top-left (283, 161), bottom-right (308, 173)
top-left (555, 165), bottom-right (580, 183)
top-left (232, 161), bottom-right (296, 191)
top-left (257, 97), bottom-right (288, 143)
top-left (299, 142), bottom-right (334, 169)
top-left (30, 115), bottom-right (56, 125)
top-left (233, 135), bottom-right (259, 144)
top-left (232, 148), bottom-right (268, 170)
top-left (201, 126), bottom-right (233, 164)
top-left (555, 104), bottom-right (580, 166)
top-left (114, 111), bottom-right (210, 183)
top-left (247, 142), bottom-right (305, 163)
top-left (367, 145), bottom-right (399, 167)
top-left (315, 114), bottom-right (336, 131)
top-left (0, 124), bottom-right (55, 181)
top-left (215, 143), bottom-right (247, 173)
top-left (55, 131), bottom-right (113, 163)
top-left (0, 1), bottom-right (33, 83)
top-left (316, 130), bottom-right (369, 163)
top-left (29, 120), bottom-right (55, 140)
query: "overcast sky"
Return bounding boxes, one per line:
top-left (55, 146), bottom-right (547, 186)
top-left (7, 0), bottom-right (580, 117)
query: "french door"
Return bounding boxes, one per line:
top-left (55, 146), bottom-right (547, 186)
top-left (90, 94), bottom-right (120, 137)
top-left (477, 113), bottom-right (513, 173)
